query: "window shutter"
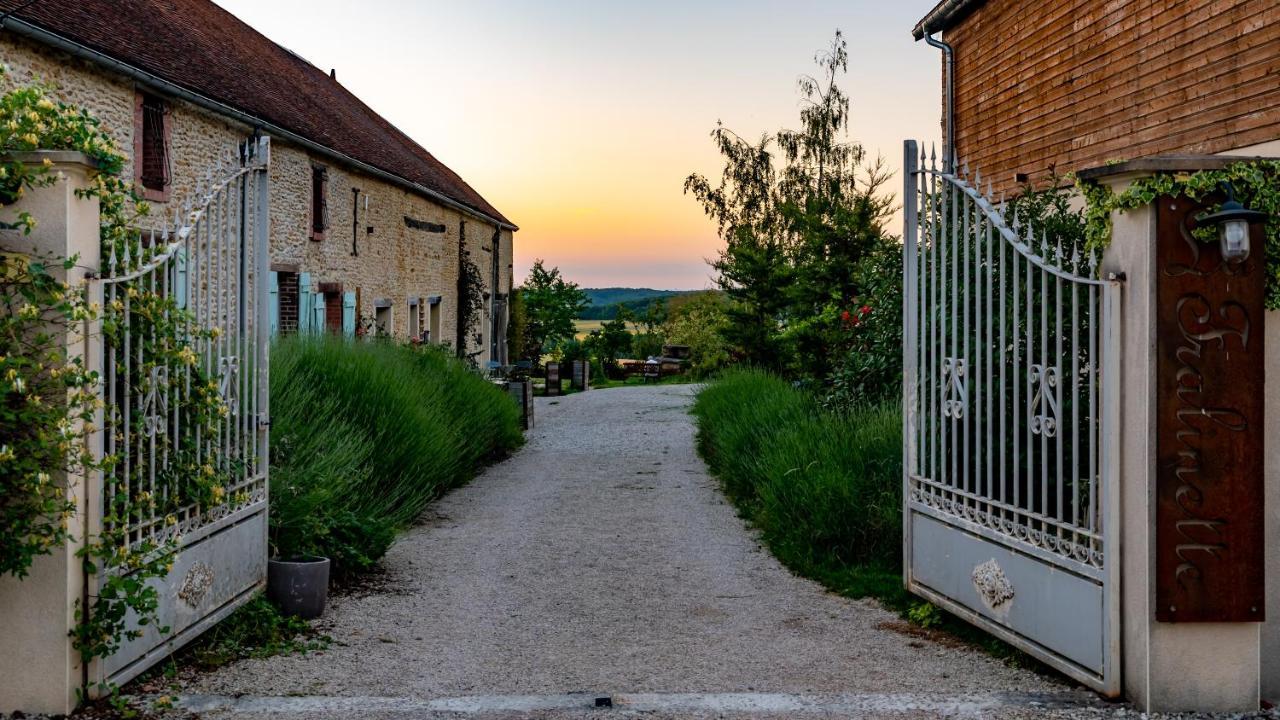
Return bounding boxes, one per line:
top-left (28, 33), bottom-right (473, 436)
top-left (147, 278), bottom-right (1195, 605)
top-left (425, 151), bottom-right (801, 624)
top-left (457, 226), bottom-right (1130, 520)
top-left (174, 245), bottom-right (188, 310)
top-left (313, 290), bottom-right (326, 331)
top-left (297, 272), bottom-right (312, 334)
top-left (269, 271), bottom-right (280, 337)
top-left (342, 290), bottom-right (356, 337)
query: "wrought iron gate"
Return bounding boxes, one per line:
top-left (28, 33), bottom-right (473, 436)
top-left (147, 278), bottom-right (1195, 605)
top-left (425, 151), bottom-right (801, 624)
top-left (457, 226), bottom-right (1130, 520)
top-left (90, 137), bottom-right (271, 688)
top-left (901, 140), bottom-right (1121, 695)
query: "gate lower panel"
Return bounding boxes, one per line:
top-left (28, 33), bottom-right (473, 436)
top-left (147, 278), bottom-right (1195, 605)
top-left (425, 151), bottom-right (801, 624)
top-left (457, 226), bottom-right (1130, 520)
top-left (908, 510), bottom-right (1104, 678)
top-left (101, 506), bottom-right (266, 686)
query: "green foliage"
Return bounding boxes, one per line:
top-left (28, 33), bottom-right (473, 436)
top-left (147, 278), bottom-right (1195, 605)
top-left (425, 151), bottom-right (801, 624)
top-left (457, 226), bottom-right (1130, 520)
top-left (456, 245), bottom-right (486, 360)
top-left (661, 291), bottom-right (730, 378)
top-left (268, 335), bottom-right (522, 576)
top-left (907, 601), bottom-right (944, 630)
top-left (693, 369), bottom-right (902, 571)
top-left (586, 308), bottom-right (633, 376)
top-left (0, 252), bottom-right (95, 578)
top-left (685, 31), bottom-right (894, 376)
top-left (0, 71), bottom-right (232, 684)
top-left (1077, 160), bottom-right (1280, 308)
top-left (519, 260), bottom-right (588, 363)
top-left (823, 243), bottom-right (904, 411)
top-left (184, 595), bottom-right (327, 669)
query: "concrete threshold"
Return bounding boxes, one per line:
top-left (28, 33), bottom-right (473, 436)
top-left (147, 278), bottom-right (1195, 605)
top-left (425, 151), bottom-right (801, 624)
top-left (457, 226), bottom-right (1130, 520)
top-left (176, 690), bottom-right (1105, 716)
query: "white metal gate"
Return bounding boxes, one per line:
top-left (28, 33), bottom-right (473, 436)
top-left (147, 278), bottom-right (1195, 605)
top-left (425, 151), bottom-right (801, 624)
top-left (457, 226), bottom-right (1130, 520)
top-left (901, 140), bottom-right (1121, 695)
top-left (91, 137), bottom-right (271, 688)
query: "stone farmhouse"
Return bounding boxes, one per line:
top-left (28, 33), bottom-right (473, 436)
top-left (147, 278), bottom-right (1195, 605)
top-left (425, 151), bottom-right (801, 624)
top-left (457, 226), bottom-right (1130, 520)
top-left (0, 0), bottom-right (516, 364)
top-left (914, 0), bottom-right (1280, 192)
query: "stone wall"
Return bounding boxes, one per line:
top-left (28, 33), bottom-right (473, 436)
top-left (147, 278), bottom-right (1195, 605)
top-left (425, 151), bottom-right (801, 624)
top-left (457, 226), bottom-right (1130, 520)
top-left (1, 32), bottom-right (510, 362)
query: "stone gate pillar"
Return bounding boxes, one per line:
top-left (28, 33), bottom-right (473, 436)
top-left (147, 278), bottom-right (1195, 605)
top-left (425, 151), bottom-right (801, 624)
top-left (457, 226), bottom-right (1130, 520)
top-left (1083, 157), bottom-right (1273, 713)
top-left (0, 152), bottom-right (102, 715)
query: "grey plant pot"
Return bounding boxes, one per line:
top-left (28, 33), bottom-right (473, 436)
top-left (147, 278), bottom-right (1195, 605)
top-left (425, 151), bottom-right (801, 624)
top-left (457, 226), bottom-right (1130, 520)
top-left (267, 555), bottom-right (330, 619)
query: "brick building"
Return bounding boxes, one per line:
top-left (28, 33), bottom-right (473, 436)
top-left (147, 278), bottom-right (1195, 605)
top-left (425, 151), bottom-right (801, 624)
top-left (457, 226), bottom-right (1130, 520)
top-left (913, 0), bottom-right (1280, 193)
top-left (0, 0), bottom-right (515, 363)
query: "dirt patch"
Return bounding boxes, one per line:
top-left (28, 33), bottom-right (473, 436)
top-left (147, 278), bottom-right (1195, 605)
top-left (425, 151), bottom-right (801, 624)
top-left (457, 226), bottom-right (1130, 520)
top-left (875, 619), bottom-right (970, 649)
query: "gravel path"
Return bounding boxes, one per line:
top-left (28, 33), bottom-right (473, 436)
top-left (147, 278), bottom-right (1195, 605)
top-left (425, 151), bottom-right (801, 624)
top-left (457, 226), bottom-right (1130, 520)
top-left (176, 384), bottom-right (1108, 719)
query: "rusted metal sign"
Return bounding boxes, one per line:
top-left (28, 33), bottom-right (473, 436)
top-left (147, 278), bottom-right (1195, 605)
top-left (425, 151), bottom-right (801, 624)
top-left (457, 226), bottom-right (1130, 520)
top-left (1155, 195), bottom-right (1266, 623)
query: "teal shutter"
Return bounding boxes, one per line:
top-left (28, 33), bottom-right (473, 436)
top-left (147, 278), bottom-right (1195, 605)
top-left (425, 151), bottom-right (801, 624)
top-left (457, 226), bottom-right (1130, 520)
top-left (269, 271), bottom-right (280, 337)
top-left (174, 246), bottom-right (188, 310)
top-left (342, 290), bottom-right (356, 337)
top-left (297, 272), bottom-right (312, 334)
top-left (314, 290), bottom-right (326, 331)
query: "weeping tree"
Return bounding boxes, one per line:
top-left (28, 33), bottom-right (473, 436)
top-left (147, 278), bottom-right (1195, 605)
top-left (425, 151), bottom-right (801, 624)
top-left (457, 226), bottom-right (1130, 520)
top-left (685, 30), bottom-right (895, 378)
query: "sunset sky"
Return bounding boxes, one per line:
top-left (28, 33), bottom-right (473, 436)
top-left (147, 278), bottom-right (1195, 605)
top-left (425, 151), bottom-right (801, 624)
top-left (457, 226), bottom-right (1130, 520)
top-left (216, 0), bottom-right (942, 290)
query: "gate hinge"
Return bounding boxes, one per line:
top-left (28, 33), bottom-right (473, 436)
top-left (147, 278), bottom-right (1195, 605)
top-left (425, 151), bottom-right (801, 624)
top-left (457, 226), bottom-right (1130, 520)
top-left (258, 414), bottom-right (271, 429)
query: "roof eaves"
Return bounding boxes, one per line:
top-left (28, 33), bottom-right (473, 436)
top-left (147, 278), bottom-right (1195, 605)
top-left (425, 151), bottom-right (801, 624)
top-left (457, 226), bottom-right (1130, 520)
top-left (912, 0), bottom-right (985, 40)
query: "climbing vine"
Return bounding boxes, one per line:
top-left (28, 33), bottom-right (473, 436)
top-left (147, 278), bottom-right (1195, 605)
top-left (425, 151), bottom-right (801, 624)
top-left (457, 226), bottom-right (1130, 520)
top-left (1076, 160), bottom-right (1280, 309)
top-left (0, 68), bottom-right (232, 695)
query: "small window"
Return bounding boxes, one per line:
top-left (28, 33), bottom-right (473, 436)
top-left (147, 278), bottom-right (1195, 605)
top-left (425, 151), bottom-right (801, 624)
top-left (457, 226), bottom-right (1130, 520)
top-left (428, 300), bottom-right (441, 344)
top-left (408, 301), bottom-right (421, 341)
top-left (310, 165), bottom-right (328, 240)
top-left (134, 92), bottom-right (171, 201)
top-left (374, 304), bottom-right (392, 337)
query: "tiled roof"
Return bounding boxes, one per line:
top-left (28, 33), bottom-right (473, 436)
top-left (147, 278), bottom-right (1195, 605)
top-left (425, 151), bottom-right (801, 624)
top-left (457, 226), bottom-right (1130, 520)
top-left (0, 0), bottom-right (515, 228)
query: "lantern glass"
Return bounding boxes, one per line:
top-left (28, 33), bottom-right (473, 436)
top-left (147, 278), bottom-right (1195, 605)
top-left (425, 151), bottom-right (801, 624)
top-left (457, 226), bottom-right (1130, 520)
top-left (1220, 219), bottom-right (1250, 262)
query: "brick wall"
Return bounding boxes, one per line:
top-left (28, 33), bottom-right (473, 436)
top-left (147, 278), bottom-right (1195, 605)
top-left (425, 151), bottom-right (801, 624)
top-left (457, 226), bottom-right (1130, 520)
top-left (945, 0), bottom-right (1280, 193)
top-left (277, 270), bottom-right (298, 333)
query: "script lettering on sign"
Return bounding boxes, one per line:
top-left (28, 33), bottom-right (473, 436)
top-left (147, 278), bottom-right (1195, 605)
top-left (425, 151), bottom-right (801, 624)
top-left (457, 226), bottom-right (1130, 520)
top-left (1154, 196), bottom-right (1265, 623)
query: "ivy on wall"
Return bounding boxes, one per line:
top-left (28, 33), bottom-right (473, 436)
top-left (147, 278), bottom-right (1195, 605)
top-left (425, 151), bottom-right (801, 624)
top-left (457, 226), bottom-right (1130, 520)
top-left (1077, 160), bottom-right (1280, 309)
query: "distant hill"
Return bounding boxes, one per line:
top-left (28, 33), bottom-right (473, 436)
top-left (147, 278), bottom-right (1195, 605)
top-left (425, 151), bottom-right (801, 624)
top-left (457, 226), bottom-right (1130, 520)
top-left (578, 288), bottom-right (700, 319)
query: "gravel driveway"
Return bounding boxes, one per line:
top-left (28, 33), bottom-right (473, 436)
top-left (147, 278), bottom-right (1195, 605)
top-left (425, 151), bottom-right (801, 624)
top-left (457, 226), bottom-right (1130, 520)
top-left (175, 384), bottom-right (1113, 719)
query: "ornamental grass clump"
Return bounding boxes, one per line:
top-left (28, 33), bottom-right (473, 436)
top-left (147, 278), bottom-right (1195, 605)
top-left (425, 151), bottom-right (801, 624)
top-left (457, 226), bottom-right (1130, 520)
top-left (692, 369), bottom-right (902, 589)
top-left (268, 335), bottom-right (522, 578)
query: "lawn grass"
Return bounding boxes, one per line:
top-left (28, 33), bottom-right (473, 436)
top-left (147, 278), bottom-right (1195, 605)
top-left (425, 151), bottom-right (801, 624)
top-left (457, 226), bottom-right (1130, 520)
top-left (692, 368), bottom-right (1045, 669)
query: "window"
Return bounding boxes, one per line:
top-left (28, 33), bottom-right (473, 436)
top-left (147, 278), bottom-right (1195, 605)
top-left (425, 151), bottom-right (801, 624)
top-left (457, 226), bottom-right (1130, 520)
top-left (134, 91), bottom-right (171, 201)
top-left (428, 299), bottom-right (441, 343)
top-left (408, 300), bottom-right (421, 341)
top-left (310, 165), bottom-right (328, 240)
top-left (374, 303), bottom-right (392, 337)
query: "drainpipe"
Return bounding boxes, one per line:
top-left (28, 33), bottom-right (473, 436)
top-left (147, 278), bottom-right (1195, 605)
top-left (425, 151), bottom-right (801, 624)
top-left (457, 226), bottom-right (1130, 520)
top-left (924, 33), bottom-right (955, 173)
top-left (351, 187), bottom-right (360, 257)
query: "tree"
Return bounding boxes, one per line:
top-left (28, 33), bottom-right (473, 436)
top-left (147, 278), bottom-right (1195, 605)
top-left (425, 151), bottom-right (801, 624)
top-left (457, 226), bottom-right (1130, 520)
top-left (685, 30), bottom-right (894, 378)
top-left (662, 292), bottom-right (730, 379)
top-left (591, 305), bottom-right (634, 376)
top-left (519, 260), bottom-right (588, 365)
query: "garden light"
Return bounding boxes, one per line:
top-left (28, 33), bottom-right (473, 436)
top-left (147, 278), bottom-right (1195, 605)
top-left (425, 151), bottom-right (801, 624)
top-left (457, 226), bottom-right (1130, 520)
top-left (1199, 182), bottom-right (1267, 263)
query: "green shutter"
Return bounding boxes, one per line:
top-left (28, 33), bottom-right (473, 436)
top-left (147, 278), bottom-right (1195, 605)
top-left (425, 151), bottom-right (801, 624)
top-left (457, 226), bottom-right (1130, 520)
top-left (313, 289), bottom-right (326, 331)
top-left (297, 272), bottom-right (312, 334)
top-left (342, 290), bottom-right (356, 337)
top-left (269, 271), bottom-right (280, 337)
top-left (175, 246), bottom-right (188, 310)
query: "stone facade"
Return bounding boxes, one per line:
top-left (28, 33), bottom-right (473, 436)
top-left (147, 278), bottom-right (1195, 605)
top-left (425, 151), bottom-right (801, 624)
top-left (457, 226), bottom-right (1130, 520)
top-left (1, 32), bottom-right (513, 362)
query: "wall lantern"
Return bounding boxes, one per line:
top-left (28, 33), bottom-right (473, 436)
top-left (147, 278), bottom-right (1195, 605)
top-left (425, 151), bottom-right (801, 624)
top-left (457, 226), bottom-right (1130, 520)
top-left (1199, 182), bottom-right (1267, 263)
